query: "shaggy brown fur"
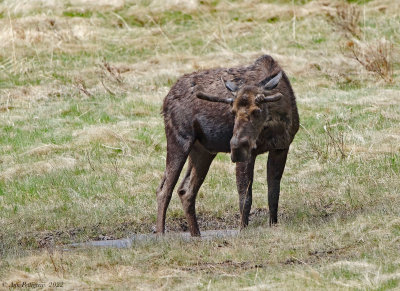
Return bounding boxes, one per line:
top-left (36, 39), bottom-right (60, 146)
top-left (156, 55), bottom-right (299, 236)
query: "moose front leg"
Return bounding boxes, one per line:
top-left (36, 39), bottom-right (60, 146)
top-left (267, 148), bottom-right (289, 225)
top-left (236, 156), bottom-right (256, 228)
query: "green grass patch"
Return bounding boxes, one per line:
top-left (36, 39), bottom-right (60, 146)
top-left (62, 10), bottom-right (93, 18)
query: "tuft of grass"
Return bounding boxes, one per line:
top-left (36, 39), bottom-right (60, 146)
top-left (328, 2), bottom-right (361, 38)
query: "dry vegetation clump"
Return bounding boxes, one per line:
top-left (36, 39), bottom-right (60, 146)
top-left (328, 2), bottom-right (362, 39)
top-left (301, 118), bottom-right (347, 161)
top-left (327, 2), bottom-right (396, 84)
top-left (73, 77), bottom-right (93, 97)
top-left (343, 38), bottom-right (394, 83)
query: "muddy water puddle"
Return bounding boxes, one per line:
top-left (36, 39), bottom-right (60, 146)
top-left (67, 229), bottom-right (239, 249)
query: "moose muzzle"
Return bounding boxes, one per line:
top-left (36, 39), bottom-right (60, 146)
top-left (230, 137), bottom-right (251, 163)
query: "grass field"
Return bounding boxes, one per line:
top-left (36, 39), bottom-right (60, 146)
top-left (0, 0), bottom-right (399, 289)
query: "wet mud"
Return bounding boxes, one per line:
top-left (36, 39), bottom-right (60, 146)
top-left (67, 229), bottom-right (239, 249)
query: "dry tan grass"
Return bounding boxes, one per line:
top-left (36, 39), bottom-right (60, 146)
top-left (22, 144), bottom-right (65, 156)
top-left (73, 126), bottom-right (130, 145)
top-left (0, 156), bottom-right (76, 181)
top-left (149, 0), bottom-right (199, 12)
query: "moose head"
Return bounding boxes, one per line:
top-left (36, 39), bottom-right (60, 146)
top-left (197, 72), bottom-right (283, 163)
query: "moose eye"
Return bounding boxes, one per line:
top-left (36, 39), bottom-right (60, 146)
top-left (231, 109), bottom-right (237, 115)
top-left (251, 108), bottom-right (262, 118)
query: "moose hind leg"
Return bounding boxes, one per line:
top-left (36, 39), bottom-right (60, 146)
top-left (156, 135), bottom-right (192, 234)
top-left (177, 144), bottom-right (215, 237)
top-left (236, 156), bottom-right (256, 229)
top-left (267, 148), bottom-right (289, 225)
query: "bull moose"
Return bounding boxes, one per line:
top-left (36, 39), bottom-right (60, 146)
top-left (156, 55), bottom-right (299, 236)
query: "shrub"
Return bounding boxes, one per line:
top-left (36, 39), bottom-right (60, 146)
top-left (344, 39), bottom-right (394, 83)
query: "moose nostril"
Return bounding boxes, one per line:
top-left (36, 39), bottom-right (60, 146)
top-left (239, 139), bottom-right (250, 148)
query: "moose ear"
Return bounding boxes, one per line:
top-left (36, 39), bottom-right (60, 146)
top-left (263, 71), bottom-right (282, 91)
top-left (225, 81), bottom-right (238, 92)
